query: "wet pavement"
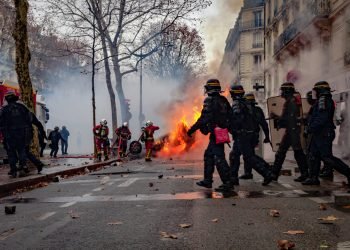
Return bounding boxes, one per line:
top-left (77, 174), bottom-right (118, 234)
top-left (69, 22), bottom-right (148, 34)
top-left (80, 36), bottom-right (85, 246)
top-left (0, 157), bottom-right (350, 249)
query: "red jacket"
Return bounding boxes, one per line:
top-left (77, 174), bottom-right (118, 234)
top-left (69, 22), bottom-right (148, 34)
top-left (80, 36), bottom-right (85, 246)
top-left (115, 126), bottom-right (131, 140)
top-left (93, 125), bottom-right (109, 139)
top-left (143, 125), bottom-right (159, 142)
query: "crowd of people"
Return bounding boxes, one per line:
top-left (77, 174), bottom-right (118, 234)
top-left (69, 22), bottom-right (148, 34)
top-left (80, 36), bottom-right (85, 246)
top-left (0, 90), bottom-right (70, 177)
top-left (92, 119), bottom-right (159, 162)
top-left (187, 79), bottom-right (350, 192)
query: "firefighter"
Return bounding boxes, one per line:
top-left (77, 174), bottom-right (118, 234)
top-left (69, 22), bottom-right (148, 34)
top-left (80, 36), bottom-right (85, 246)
top-left (141, 120), bottom-right (159, 162)
top-left (270, 82), bottom-right (309, 182)
top-left (48, 126), bottom-right (63, 158)
top-left (187, 79), bottom-right (233, 192)
top-left (229, 85), bottom-right (273, 186)
top-left (237, 93), bottom-right (271, 180)
top-left (0, 91), bottom-right (47, 177)
top-left (304, 91), bottom-right (333, 179)
top-left (303, 81), bottom-right (350, 186)
top-left (115, 122), bottom-right (132, 157)
top-left (93, 119), bottom-right (110, 161)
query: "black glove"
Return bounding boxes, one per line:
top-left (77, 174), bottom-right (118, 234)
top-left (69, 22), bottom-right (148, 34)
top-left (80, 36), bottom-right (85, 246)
top-left (263, 137), bottom-right (270, 144)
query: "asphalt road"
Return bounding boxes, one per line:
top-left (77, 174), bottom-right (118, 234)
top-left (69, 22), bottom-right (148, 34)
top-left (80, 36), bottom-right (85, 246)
top-left (0, 158), bottom-right (350, 250)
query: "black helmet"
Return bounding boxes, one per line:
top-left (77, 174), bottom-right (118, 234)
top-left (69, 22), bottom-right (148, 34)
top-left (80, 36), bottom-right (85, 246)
top-left (244, 93), bottom-right (256, 104)
top-left (4, 90), bottom-right (19, 103)
top-left (229, 84), bottom-right (245, 99)
top-left (54, 126), bottom-right (59, 131)
top-left (280, 82), bottom-right (295, 97)
top-left (204, 79), bottom-right (221, 95)
top-left (306, 91), bottom-right (315, 105)
top-left (313, 81), bottom-right (331, 97)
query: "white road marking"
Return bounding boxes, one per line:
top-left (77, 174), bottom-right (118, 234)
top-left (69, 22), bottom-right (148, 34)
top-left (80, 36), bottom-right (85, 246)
top-left (309, 197), bottom-right (333, 204)
top-left (117, 178), bottom-right (139, 187)
top-left (292, 189), bottom-right (308, 195)
top-left (82, 193), bottom-right (92, 197)
top-left (60, 201), bottom-right (77, 208)
top-left (38, 212), bottom-right (56, 221)
top-left (92, 187), bottom-right (104, 192)
top-left (281, 183), bottom-right (294, 189)
top-left (107, 182), bottom-right (114, 186)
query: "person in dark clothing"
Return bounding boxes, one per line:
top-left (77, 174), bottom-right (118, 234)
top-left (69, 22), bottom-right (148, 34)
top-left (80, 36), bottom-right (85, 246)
top-left (60, 126), bottom-right (70, 155)
top-left (0, 91), bottom-right (47, 177)
top-left (48, 126), bottom-right (64, 158)
top-left (235, 93), bottom-right (271, 180)
top-left (38, 128), bottom-right (46, 157)
top-left (304, 91), bottom-right (333, 179)
top-left (303, 81), bottom-right (350, 186)
top-left (115, 122), bottom-right (132, 158)
top-left (187, 79), bottom-right (233, 192)
top-left (229, 85), bottom-right (273, 186)
top-left (270, 82), bottom-right (309, 182)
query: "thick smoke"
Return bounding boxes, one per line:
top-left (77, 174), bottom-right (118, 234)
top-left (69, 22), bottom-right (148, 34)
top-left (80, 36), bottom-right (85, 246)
top-left (201, 0), bottom-right (243, 75)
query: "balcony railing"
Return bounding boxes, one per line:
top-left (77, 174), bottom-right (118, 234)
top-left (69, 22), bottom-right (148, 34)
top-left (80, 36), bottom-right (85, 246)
top-left (240, 20), bottom-right (264, 31)
top-left (253, 42), bottom-right (263, 48)
top-left (273, 0), bottom-right (330, 55)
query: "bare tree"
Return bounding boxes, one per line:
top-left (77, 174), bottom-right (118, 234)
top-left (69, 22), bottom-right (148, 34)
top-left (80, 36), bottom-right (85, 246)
top-left (12, 0), bottom-right (39, 154)
top-left (144, 22), bottom-right (205, 80)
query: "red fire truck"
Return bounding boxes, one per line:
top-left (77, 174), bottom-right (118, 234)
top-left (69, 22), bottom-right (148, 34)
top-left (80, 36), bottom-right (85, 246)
top-left (0, 79), bottom-right (49, 163)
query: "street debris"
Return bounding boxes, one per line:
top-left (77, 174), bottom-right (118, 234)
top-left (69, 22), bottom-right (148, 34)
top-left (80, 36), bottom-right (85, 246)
top-left (84, 167), bottom-right (90, 174)
top-left (319, 203), bottom-right (327, 210)
top-left (52, 176), bottom-right (60, 182)
top-left (158, 174), bottom-right (163, 179)
top-left (107, 221), bottom-right (123, 225)
top-left (0, 228), bottom-right (16, 241)
top-left (283, 230), bottom-right (304, 235)
top-left (318, 215), bottom-right (339, 224)
top-left (68, 211), bottom-right (80, 219)
top-left (179, 223), bottom-right (192, 228)
top-left (149, 182), bottom-right (154, 187)
top-left (211, 218), bottom-right (219, 223)
top-left (277, 240), bottom-right (295, 250)
top-left (270, 209), bottom-right (280, 217)
top-left (343, 205), bottom-right (350, 209)
top-left (160, 231), bottom-right (177, 239)
top-left (4, 206), bottom-right (16, 215)
top-left (100, 176), bottom-right (110, 185)
top-left (319, 240), bottom-right (330, 249)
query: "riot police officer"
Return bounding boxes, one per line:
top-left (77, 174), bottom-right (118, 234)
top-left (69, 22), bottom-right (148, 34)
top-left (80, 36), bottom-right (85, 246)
top-left (229, 85), bottom-right (273, 186)
top-left (304, 91), bottom-right (333, 179)
top-left (237, 93), bottom-right (271, 180)
top-left (0, 91), bottom-right (47, 177)
top-left (187, 79), bottom-right (233, 192)
top-left (270, 82), bottom-right (309, 182)
top-left (303, 81), bottom-right (350, 186)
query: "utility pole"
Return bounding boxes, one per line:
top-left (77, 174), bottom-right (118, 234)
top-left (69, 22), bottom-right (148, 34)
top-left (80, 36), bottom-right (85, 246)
top-left (139, 47), bottom-right (145, 128)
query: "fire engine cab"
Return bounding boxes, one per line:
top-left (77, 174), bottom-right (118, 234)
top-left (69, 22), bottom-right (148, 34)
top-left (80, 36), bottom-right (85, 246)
top-left (0, 79), bottom-right (50, 162)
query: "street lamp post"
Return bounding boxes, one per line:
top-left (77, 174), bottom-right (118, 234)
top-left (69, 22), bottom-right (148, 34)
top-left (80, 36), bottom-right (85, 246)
top-left (139, 47), bottom-right (145, 128)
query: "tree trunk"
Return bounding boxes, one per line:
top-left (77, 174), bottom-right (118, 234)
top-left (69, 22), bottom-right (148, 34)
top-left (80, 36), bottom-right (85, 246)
top-left (110, 46), bottom-right (127, 124)
top-left (12, 0), bottom-right (39, 157)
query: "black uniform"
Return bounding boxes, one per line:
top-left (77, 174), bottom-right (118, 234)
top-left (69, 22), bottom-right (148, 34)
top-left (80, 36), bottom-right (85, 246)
top-left (188, 93), bottom-right (232, 188)
top-left (0, 101), bottom-right (46, 176)
top-left (48, 130), bottom-right (63, 157)
top-left (271, 95), bottom-right (308, 180)
top-left (304, 94), bottom-right (350, 184)
top-left (230, 98), bottom-right (272, 185)
top-left (231, 101), bottom-right (270, 178)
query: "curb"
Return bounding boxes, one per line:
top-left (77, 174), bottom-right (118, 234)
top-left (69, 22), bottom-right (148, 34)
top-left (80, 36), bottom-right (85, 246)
top-left (0, 159), bottom-right (119, 198)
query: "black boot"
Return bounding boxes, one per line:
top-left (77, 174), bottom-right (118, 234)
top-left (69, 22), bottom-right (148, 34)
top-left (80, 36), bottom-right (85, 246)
top-left (252, 157), bottom-right (273, 186)
top-left (215, 182), bottom-right (234, 192)
top-left (302, 177), bottom-right (320, 185)
top-left (196, 180), bottom-right (212, 188)
top-left (231, 177), bottom-right (240, 186)
top-left (294, 174), bottom-right (308, 182)
top-left (262, 173), bottom-right (273, 186)
top-left (239, 173), bottom-right (253, 179)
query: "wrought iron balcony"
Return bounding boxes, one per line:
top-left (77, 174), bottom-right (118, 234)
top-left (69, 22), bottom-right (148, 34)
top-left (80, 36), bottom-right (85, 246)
top-left (240, 20), bottom-right (264, 31)
top-left (273, 0), bottom-right (330, 55)
top-left (252, 42), bottom-right (263, 48)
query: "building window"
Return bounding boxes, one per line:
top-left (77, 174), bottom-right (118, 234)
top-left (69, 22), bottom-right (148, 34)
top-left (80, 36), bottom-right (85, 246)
top-left (253, 32), bottom-right (263, 48)
top-left (253, 54), bottom-right (262, 71)
top-left (254, 11), bottom-right (262, 27)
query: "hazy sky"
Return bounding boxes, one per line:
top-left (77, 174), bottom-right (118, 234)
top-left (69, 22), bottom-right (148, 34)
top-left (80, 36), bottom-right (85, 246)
top-left (200, 0), bottom-right (243, 75)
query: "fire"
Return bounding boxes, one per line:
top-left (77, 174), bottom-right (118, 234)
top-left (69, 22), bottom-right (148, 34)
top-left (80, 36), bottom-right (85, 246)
top-left (155, 96), bottom-right (206, 157)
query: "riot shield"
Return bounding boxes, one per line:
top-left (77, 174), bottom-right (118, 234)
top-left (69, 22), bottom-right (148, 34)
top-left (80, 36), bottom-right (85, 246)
top-left (267, 96), bottom-right (286, 152)
top-left (267, 93), bottom-right (309, 152)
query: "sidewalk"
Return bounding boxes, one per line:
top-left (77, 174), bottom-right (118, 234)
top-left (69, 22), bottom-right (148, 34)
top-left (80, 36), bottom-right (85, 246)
top-left (0, 154), bottom-right (118, 197)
